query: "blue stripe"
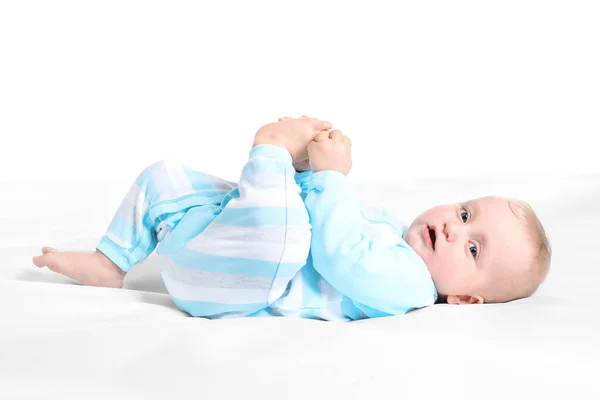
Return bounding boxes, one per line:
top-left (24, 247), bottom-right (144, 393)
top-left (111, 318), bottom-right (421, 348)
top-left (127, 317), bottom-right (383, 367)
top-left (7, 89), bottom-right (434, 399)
top-left (146, 196), bottom-right (223, 222)
top-left (132, 215), bottom-right (159, 261)
top-left (97, 236), bottom-right (133, 272)
top-left (353, 301), bottom-right (398, 319)
top-left (171, 247), bottom-right (306, 278)
top-left (247, 307), bottom-right (276, 318)
top-left (172, 297), bottom-right (266, 318)
top-left (215, 206), bottom-right (309, 226)
top-left (219, 189), bottom-right (239, 210)
top-left (156, 207), bottom-right (218, 255)
top-left (159, 211), bottom-right (188, 230)
top-left (341, 297), bottom-right (364, 320)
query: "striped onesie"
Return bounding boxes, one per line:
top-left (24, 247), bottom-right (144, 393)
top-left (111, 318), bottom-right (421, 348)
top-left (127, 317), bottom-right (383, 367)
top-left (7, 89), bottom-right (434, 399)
top-left (97, 144), bottom-right (437, 321)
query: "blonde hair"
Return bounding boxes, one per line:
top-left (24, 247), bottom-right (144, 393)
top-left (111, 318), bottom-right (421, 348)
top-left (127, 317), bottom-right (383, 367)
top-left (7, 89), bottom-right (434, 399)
top-left (486, 198), bottom-right (552, 303)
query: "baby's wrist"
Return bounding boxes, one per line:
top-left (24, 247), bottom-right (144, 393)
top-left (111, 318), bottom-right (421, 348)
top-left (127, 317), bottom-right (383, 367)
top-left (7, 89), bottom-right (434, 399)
top-left (252, 133), bottom-right (287, 151)
top-left (249, 142), bottom-right (296, 166)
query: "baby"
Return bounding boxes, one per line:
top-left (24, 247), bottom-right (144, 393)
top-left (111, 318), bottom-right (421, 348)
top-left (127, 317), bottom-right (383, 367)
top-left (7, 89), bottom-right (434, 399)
top-left (32, 116), bottom-right (551, 321)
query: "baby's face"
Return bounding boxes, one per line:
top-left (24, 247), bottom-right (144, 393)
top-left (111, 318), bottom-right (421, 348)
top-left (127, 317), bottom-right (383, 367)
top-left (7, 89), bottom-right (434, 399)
top-left (404, 196), bottom-right (532, 300)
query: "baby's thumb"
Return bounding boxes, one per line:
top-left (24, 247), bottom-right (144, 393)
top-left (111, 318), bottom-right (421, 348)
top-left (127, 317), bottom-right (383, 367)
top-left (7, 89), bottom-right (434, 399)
top-left (307, 140), bottom-right (320, 155)
top-left (313, 131), bottom-right (330, 142)
top-left (312, 119), bottom-right (332, 131)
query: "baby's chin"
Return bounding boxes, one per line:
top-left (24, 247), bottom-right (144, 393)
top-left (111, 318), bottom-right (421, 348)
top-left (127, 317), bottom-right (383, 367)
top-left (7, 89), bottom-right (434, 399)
top-left (403, 224), bottom-right (420, 250)
top-left (404, 226), bottom-right (429, 261)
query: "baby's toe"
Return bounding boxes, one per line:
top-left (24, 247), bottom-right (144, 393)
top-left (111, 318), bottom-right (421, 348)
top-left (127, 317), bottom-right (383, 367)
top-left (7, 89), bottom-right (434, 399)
top-left (33, 253), bottom-right (61, 272)
top-left (42, 247), bottom-right (57, 254)
top-left (32, 254), bottom-right (47, 268)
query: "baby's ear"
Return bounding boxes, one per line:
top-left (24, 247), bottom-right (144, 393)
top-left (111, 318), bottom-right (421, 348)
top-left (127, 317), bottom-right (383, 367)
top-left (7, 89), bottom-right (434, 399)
top-left (447, 295), bottom-right (484, 305)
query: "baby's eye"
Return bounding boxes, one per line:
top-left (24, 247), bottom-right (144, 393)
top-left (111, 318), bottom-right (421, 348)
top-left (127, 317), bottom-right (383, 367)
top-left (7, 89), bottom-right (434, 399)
top-left (469, 242), bottom-right (478, 258)
top-left (460, 208), bottom-right (469, 223)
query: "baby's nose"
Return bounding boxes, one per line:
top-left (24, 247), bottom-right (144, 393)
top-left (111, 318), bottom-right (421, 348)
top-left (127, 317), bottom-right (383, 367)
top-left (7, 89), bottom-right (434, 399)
top-left (444, 222), bottom-right (464, 242)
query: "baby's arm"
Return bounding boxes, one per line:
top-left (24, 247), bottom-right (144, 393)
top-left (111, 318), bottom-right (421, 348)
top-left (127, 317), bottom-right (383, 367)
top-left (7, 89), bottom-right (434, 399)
top-left (304, 132), bottom-right (435, 317)
top-left (305, 172), bottom-right (435, 317)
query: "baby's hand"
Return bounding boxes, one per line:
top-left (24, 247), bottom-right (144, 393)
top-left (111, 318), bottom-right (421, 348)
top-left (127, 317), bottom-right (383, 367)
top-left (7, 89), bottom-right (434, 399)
top-left (307, 130), bottom-right (352, 176)
top-left (253, 115), bottom-right (332, 163)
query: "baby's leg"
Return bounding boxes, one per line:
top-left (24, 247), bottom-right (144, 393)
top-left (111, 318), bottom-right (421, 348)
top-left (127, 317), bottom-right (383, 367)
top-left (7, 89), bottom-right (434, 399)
top-left (33, 161), bottom-right (233, 288)
top-left (161, 144), bottom-right (312, 318)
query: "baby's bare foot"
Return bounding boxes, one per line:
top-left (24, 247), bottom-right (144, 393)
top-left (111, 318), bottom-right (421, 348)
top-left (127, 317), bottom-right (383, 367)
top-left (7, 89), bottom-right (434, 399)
top-left (32, 247), bottom-right (125, 288)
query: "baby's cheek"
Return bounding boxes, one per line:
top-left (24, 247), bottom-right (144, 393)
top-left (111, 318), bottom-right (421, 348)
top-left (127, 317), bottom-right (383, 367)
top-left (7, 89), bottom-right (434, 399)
top-left (439, 260), bottom-right (461, 284)
top-left (429, 261), bottom-right (449, 283)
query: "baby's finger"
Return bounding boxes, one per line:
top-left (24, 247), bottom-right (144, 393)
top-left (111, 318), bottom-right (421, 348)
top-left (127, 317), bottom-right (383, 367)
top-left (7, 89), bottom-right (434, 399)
top-left (312, 119), bottom-right (333, 131)
top-left (313, 131), bottom-right (330, 142)
top-left (344, 136), bottom-right (352, 147)
top-left (278, 116), bottom-right (292, 121)
top-left (329, 129), bottom-right (344, 142)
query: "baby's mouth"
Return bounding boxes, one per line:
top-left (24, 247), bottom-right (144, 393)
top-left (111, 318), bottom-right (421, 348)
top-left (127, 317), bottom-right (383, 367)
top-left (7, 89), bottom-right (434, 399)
top-left (428, 226), bottom-right (437, 250)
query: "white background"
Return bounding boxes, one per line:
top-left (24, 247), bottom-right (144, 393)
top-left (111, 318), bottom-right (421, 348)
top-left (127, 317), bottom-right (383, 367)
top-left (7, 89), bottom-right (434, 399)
top-left (1, 4), bottom-right (600, 398)
top-left (1, 1), bottom-right (598, 184)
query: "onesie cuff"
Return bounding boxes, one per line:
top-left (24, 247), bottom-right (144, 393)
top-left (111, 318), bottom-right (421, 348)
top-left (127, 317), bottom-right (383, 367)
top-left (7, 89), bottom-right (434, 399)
top-left (307, 170), bottom-right (349, 191)
top-left (249, 144), bottom-right (293, 165)
top-left (294, 170), bottom-right (313, 192)
top-left (97, 236), bottom-right (134, 273)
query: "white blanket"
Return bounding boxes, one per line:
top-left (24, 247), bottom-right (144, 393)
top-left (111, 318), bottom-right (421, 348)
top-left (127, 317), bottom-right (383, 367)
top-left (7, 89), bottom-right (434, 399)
top-left (1, 175), bottom-right (599, 399)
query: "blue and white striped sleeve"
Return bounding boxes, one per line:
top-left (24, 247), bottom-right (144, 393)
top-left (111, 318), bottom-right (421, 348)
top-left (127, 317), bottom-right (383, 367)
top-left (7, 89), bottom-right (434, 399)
top-left (225, 144), bottom-right (312, 304)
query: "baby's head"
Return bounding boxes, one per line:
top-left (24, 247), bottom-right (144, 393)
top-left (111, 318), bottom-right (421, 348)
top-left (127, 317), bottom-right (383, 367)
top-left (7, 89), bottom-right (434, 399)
top-left (404, 196), bottom-right (551, 304)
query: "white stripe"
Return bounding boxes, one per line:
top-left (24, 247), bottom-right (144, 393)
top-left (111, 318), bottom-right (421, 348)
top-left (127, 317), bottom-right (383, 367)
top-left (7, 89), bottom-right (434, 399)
top-left (319, 278), bottom-right (344, 321)
top-left (271, 273), bottom-right (304, 310)
top-left (186, 223), bottom-right (311, 263)
top-left (160, 260), bottom-right (294, 304)
top-left (210, 180), bottom-right (238, 192)
top-left (186, 236), bottom-right (310, 264)
top-left (225, 187), bottom-right (305, 209)
top-left (267, 277), bottom-right (293, 303)
top-left (162, 274), bottom-right (268, 304)
top-left (106, 231), bottom-right (132, 249)
top-left (198, 222), bottom-right (310, 244)
top-left (150, 161), bottom-right (195, 201)
top-left (201, 172), bottom-right (238, 192)
top-left (116, 182), bottom-right (148, 228)
top-left (159, 256), bottom-right (295, 290)
top-left (240, 173), bottom-right (297, 190)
